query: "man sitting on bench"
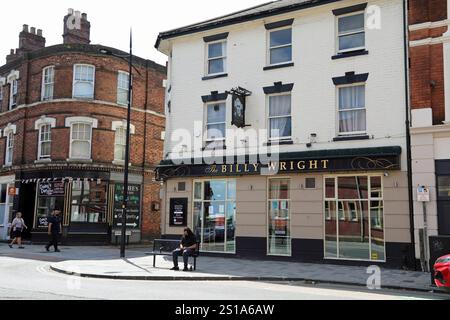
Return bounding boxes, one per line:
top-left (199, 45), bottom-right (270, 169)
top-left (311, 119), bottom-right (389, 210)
top-left (171, 227), bottom-right (198, 271)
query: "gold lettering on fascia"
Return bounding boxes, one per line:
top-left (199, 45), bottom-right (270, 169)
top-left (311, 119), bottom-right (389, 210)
top-left (216, 160), bottom-right (329, 174)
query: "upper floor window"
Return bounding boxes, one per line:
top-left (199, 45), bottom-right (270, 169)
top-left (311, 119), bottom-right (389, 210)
top-left (114, 127), bottom-right (127, 161)
top-left (117, 71), bottom-right (130, 106)
top-left (337, 12), bottom-right (365, 53)
top-left (268, 94), bottom-right (292, 141)
top-left (338, 84), bottom-right (366, 134)
top-left (70, 123), bottom-right (92, 159)
top-left (205, 102), bottom-right (226, 145)
top-left (42, 66), bottom-right (55, 101)
top-left (268, 28), bottom-right (292, 65)
top-left (111, 121), bottom-right (135, 164)
top-left (73, 64), bottom-right (95, 99)
top-left (38, 124), bottom-right (52, 160)
top-left (9, 80), bottom-right (18, 109)
top-left (0, 85), bottom-right (3, 103)
top-left (207, 41), bottom-right (227, 75)
top-left (5, 131), bottom-right (14, 166)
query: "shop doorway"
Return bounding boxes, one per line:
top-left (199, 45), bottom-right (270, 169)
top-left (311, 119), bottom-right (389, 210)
top-left (18, 183), bottom-right (37, 240)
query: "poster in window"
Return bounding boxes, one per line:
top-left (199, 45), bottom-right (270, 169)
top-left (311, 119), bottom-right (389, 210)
top-left (231, 94), bottom-right (246, 128)
top-left (170, 198), bottom-right (188, 227)
top-left (39, 182), bottom-right (65, 197)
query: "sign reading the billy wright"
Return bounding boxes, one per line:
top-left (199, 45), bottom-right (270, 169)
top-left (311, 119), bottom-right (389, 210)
top-left (113, 184), bottom-right (141, 229)
top-left (157, 154), bottom-right (401, 180)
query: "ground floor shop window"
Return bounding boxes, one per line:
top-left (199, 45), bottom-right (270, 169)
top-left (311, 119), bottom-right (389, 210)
top-left (193, 180), bottom-right (236, 253)
top-left (324, 175), bottom-right (385, 261)
top-left (71, 181), bottom-right (107, 223)
top-left (268, 178), bottom-right (291, 256)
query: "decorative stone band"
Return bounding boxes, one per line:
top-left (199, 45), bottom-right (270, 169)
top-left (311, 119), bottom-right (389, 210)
top-left (156, 146), bottom-right (401, 180)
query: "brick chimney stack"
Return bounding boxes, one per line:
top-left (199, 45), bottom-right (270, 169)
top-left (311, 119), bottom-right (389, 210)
top-left (63, 8), bottom-right (91, 44)
top-left (6, 24), bottom-right (46, 63)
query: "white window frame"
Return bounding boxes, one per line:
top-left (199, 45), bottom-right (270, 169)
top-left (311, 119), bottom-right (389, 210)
top-left (72, 64), bottom-right (95, 99)
top-left (205, 101), bottom-right (227, 145)
top-left (35, 117), bottom-right (56, 161)
top-left (117, 71), bottom-right (131, 106)
top-left (337, 83), bottom-right (366, 136)
top-left (267, 177), bottom-right (292, 257)
top-left (267, 26), bottom-right (293, 67)
top-left (0, 78), bottom-right (4, 103)
top-left (41, 66), bottom-right (55, 101)
top-left (4, 124), bottom-right (16, 166)
top-left (38, 124), bottom-right (52, 160)
top-left (9, 79), bottom-right (18, 110)
top-left (65, 117), bottom-right (98, 161)
top-left (267, 93), bottom-right (292, 142)
top-left (111, 120), bottom-right (135, 164)
top-left (323, 174), bottom-right (386, 262)
top-left (336, 11), bottom-right (366, 54)
top-left (206, 40), bottom-right (227, 76)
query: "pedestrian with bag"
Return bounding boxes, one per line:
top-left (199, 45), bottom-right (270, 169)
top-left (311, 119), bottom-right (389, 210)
top-left (8, 212), bottom-right (27, 249)
top-left (45, 210), bottom-right (62, 252)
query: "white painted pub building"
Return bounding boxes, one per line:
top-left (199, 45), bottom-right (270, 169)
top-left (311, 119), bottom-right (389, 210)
top-left (156, 0), bottom-right (414, 268)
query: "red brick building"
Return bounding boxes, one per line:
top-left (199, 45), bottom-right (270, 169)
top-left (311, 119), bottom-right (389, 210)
top-left (0, 9), bottom-right (166, 244)
top-left (408, 0), bottom-right (450, 269)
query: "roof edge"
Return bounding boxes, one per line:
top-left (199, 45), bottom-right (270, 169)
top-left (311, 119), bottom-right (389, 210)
top-left (155, 0), bottom-right (342, 50)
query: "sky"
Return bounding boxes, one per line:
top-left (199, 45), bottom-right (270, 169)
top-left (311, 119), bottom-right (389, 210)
top-left (0, 0), bottom-right (266, 66)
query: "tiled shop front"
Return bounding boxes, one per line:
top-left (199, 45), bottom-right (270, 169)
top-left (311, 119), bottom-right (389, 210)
top-left (158, 148), bottom-right (413, 268)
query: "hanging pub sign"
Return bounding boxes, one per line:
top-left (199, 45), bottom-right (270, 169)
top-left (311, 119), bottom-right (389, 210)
top-left (170, 198), bottom-right (188, 227)
top-left (230, 87), bottom-right (251, 129)
top-left (38, 182), bottom-right (65, 197)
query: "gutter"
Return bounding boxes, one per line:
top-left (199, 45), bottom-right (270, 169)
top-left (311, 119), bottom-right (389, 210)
top-left (403, 0), bottom-right (418, 271)
top-left (155, 0), bottom-right (342, 50)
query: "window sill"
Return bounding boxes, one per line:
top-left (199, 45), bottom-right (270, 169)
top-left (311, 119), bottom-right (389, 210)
top-left (332, 50), bottom-right (369, 60)
top-left (333, 135), bottom-right (370, 142)
top-left (264, 140), bottom-right (294, 146)
top-left (35, 159), bottom-right (52, 164)
top-left (66, 158), bottom-right (93, 163)
top-left (112, 160), bottom-right (132, 166)
top-left (263, 62), bottom-right (294, 71)
top-left (202, 145), bottom-right (227, 151)
top-left (3, 164), bottom-right (12, 169)
top-left (202, 73), bottom-right (228, 81)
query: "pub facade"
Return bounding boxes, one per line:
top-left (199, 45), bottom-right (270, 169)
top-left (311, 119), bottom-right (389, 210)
top-left (156, 0), bottom-right (415, 268)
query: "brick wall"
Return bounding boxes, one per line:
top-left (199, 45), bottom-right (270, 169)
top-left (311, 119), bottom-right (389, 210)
top-left (409, 0), bottom-right (448, 125)
top-left (0, 46), bottom-right (166, 238)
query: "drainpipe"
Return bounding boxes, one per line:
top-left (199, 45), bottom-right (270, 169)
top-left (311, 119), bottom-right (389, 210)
top-left (403, 0), bottom-right (417, 271)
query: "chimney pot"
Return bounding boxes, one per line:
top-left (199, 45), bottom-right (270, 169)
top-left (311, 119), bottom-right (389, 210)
top-left (10, 49), bottom-right (14, 54)
top-left (37, 29), bottom-right (43, 36)
top-left (23, 24), bottom-right (29, 32)
top-left (68, 8), bottom-right (74, 15)
top-left (82, 13), bottom-right (87, 20)
top-left (30, 27), bottom-right (36, 34)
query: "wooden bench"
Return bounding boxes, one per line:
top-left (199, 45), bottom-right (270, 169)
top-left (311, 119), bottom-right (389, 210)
top-left (145, 239), bottom-right (200, 271)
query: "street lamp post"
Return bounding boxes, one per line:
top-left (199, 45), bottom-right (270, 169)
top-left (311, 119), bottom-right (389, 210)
top-left (100, 29), bottom-right (135, 258)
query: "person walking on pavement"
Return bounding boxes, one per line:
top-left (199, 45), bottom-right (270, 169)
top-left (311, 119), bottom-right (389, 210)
top-left (9, 212), bottom-right (27, 249)
top-left (171, 227), bottom-right (198, 271)
top-left (45, 210), bottom-right (62, 252)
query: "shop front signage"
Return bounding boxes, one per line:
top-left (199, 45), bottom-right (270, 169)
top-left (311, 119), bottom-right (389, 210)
top-left (38, 182), bottom-right (65, 197)
top-left (170, 198), bottom-right (188, 227)
top-left (113, 184), bottom-right (141, 229)
top-left (157, 148), bottom-right (401, 180)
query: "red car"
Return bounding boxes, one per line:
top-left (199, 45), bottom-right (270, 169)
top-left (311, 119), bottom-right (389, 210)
top-left (434, 254), bottom-right (450, 290)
